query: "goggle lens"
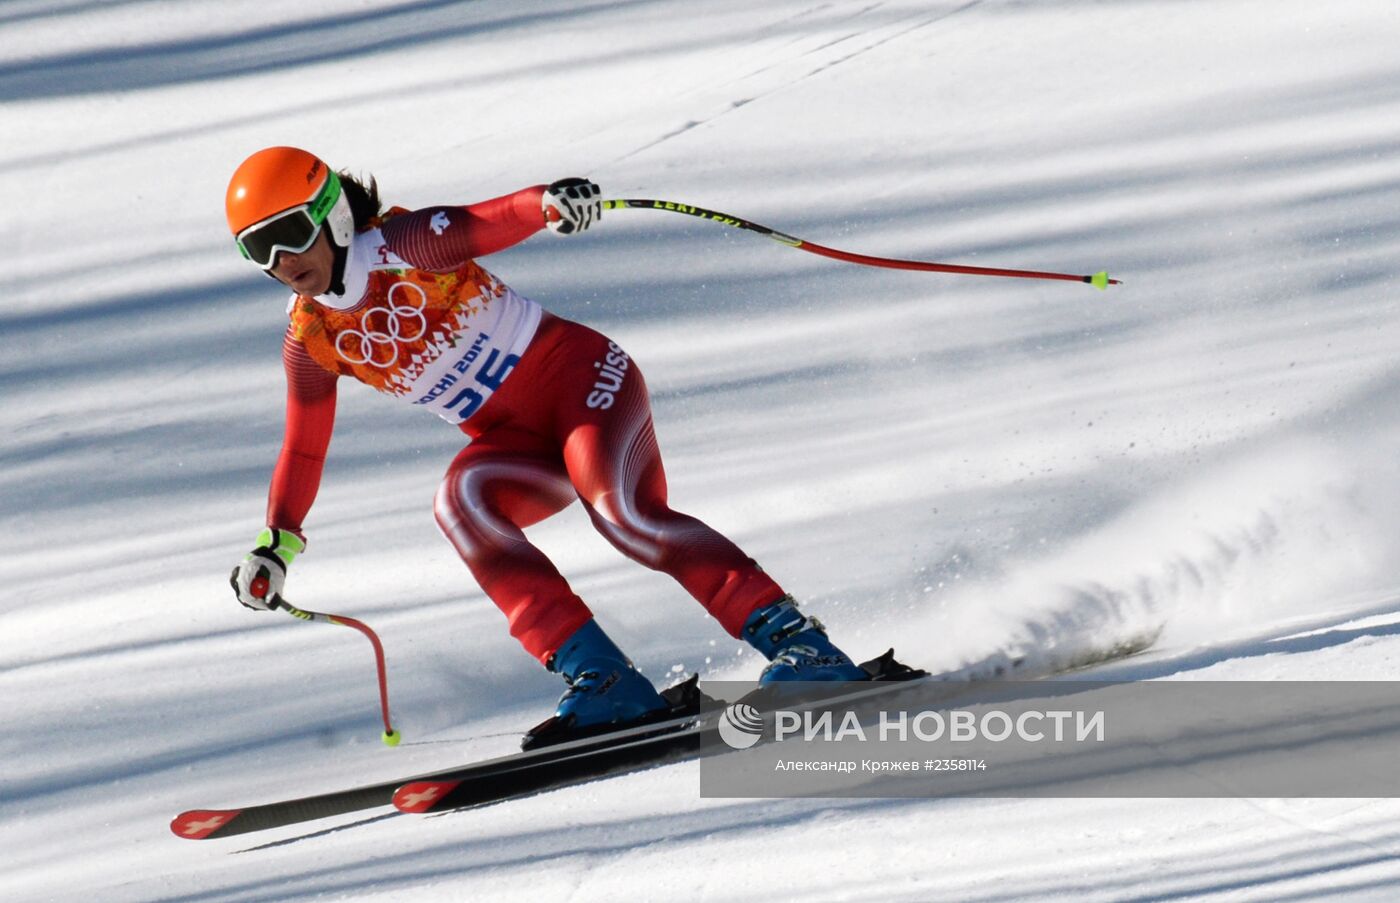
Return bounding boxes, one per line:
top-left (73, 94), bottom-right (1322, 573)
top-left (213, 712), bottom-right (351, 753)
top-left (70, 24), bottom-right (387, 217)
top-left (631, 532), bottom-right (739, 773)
top-left (237, 209), bottom-right (319, 268)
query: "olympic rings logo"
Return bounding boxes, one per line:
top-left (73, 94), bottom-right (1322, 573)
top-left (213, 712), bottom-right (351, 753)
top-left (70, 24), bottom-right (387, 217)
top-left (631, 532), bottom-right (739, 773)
top-left (335, 282), bottom-right (429, 368)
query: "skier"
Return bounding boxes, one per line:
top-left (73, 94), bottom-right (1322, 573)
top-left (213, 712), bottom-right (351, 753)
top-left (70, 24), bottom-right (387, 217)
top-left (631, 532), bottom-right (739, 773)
top-left (224, 146), bottom-right (868, 745)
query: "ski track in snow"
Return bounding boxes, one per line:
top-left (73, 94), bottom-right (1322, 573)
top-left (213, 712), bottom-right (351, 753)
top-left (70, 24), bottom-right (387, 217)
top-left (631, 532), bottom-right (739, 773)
top-left (4, 0), bottom-right (1400, 900)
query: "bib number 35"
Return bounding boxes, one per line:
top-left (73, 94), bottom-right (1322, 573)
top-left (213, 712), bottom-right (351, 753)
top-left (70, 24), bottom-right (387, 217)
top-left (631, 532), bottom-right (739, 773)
top-left (437, 348), bottom-right (520, 421)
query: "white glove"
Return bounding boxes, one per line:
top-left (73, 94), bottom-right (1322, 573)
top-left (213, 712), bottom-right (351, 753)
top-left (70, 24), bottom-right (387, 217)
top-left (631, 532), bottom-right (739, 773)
top-left (229, 527), bottom-right (305, 611)
top-left (543, 178), bottom-right (602, 235)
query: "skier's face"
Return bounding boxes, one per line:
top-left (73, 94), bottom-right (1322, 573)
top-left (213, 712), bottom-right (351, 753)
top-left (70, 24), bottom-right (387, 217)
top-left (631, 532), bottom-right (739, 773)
top-left (270, 228), bottom-right (334, 296)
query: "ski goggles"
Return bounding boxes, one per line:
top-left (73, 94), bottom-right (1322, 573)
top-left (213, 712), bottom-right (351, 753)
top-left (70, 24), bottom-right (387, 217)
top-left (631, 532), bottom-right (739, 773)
top-left (235, 172), bottom-right (342, 269)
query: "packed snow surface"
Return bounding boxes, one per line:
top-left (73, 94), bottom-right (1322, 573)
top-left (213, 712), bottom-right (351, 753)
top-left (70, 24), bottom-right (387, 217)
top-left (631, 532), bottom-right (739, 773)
top-left (3, 0), bottom-right (1400, 899)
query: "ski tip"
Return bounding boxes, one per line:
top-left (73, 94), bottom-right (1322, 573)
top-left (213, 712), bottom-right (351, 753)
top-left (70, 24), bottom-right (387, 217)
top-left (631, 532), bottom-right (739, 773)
top-left (393, 780), bottom-right (461, 814)
top-left (170, 808), bottom-right (241, 840)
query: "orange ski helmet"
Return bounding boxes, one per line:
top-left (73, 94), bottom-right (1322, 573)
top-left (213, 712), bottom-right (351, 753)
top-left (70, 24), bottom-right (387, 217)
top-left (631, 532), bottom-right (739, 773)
top-left (226, 146), bottom-right (354, 269)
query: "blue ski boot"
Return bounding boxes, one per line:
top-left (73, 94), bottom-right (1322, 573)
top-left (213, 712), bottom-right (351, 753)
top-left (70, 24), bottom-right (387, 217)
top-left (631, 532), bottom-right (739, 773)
top-left (522, 619), bottom-right (669, 750)
top-left (743, 595), bottom-right (869, 683)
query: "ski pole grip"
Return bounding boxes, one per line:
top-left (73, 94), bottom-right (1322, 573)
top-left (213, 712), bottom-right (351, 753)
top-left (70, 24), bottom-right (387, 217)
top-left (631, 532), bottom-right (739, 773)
top-left (249, 571), bottom-right (287, 611)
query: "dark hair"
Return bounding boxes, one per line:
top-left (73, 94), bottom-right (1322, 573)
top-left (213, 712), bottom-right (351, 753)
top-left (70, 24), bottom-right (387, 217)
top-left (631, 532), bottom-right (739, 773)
top-left (337, 170), bottom-right (382, 228)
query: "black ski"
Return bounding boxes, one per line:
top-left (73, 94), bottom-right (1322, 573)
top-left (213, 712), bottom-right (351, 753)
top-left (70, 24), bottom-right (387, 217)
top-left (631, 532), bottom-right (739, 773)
top-left (392, 716), bottom-right (710, 813)
top-left (171, 635), bottom-right (1154, 839)
top-left (392, 650), bottom-right (930, 814)
top-left (390, 636), bottom-right (1160, 816)
top-left (170, 681), bottom-right (709, 841)
top-left (168, 657), bottom-right (912, 840)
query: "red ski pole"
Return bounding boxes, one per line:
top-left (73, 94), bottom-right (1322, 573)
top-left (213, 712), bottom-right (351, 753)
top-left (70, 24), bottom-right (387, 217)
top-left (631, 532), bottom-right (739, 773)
top-left (602, 198), bottom-right (1121, 289)
top-left (250, 576), bottom-right (400, 747)
top-left (275, 600), bottom-right (400, 747)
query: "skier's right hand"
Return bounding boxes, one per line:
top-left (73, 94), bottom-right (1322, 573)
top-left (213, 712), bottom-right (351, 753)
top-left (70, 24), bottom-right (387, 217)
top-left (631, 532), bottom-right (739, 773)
top-left (229, 527), bottom-right (305, 611)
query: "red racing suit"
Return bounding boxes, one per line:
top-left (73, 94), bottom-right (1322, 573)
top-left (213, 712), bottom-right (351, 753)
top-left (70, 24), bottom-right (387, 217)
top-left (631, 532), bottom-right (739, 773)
top-left (267, 187), bottom-right (784, 662)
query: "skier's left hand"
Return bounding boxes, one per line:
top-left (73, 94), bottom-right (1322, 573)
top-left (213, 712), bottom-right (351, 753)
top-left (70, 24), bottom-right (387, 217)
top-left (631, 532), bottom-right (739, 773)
top-left (543, 178), bottom-right (602, 235)
top-left (229, 527), bottom-right (305, 611)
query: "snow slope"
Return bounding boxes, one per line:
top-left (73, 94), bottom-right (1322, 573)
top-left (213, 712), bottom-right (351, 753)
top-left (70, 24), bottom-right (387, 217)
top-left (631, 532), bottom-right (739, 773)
top-left (4, 0), bottom-right (1400, 899)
